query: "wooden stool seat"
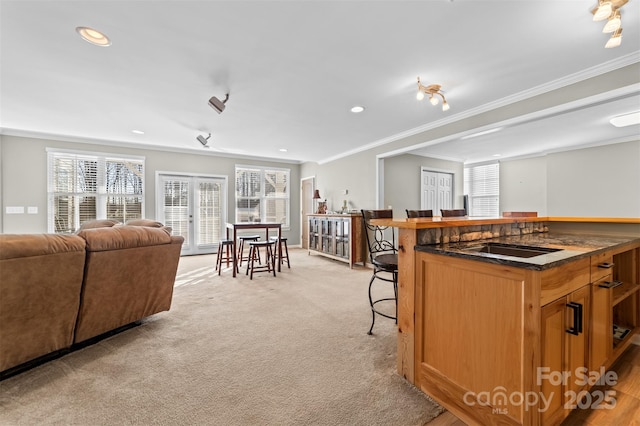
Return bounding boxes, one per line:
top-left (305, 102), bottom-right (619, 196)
top-left (215, 239), bottom-right (235, 275)
top-left (246, 240), bottom-right (276, 279)
top-left (237, 235), bottom-right (260, 266)
top-left (270, 236), bottom-right (290, 269)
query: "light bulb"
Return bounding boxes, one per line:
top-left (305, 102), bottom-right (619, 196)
top-left (605, 28), bottom-right (622, 48)
top-left (593, 1), bottom-right (612, 21)
top-left (442, 101), bottom-right (450, 111)
top-left (605, 34), bottom-right (622, 48)
top-left (429, 95), bottom-right (439, 106)
top-left (416, 91), bottom-right (425, 101)
top-left (602, 11), bottom-right (621, 33)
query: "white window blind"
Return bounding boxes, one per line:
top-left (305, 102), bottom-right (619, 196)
top-left (47, 149), bottom-right (144, 233)
top-left (235, 165), bottom-right (289, 227)
top-left (464, 162), bottom-right (499, 217)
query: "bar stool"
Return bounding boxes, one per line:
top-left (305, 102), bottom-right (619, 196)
top-left (215, 239), bottom-right (235, 275)
top-left (269, 236), bottom-right (290, 269)
top-left (246, 240), bottom-right (276, 279)
top-left (237, 235), bottom-right (261, 267)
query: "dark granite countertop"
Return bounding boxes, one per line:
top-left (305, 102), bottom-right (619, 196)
top-left (414, 232), bottom-right (640, 271)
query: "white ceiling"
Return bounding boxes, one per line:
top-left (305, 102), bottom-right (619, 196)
top-left (1, 0), bottom-right (639, 164)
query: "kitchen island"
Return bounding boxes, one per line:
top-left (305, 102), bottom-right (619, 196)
top-left (372, 216), bottom-right (640, 425)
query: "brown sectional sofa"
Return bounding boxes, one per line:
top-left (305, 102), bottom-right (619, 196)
top-left (0, 223), bottom-right (184, 376)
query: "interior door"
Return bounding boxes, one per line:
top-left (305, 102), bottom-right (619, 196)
top-left (421, 169), bottom-right (453, 214)
top-left (157, 174), bottom-right (227, 256)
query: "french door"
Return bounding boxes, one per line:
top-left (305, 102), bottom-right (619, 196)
top-left (156, 173), bottom-right (227, 256)
top-left (421, 169), bottom-right (453, 215)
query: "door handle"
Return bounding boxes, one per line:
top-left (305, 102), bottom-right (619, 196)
top-left (566, 302), bottom-right (583, 335)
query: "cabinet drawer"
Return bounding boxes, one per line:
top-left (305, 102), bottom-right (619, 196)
top-left (591, 251), bottom-right (614, 283)
top-left (541, 257), bottom-right (591, 306)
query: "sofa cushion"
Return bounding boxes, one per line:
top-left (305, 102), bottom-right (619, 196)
top-left (77, 225), bottom-right (172, 252)
top-left (76, 219), bottom-right (121, 231)
top-left (124, 219), bottom-right (164, 228)
top-left (0, 233), bottom-right (86, 259)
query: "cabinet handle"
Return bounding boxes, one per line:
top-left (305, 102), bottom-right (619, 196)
top-left (566, 302), bottom-right (583, 335)
top-left (598, 262), bottom-right (614, 269)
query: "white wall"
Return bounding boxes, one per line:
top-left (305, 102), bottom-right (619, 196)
top-left (500, 156), bottom-right (547, 216)
top-left (546, 141), bottom-right (640, 217)
top-left (0, 136), bottom-right (301, 240)
top-left (384, 154), bottom-right (463, 216)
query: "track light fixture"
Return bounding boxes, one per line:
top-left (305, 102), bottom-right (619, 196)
top-left (208, 93), bottom-right (229, 114)
top-left (591, 0), bottom-right (628, 48)
top-left (197, 133), bottom-right (211, 148)
top-left (416, 77), bottom-right (450, 111)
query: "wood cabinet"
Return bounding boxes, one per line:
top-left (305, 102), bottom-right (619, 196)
top-left (590, 245), bottom-right (640, 373)
top-left (541, 285), bottom-right (590, 425)
top-left (414, 239), bottom-right (640, 426)
top-left (307, 214), bottom-right (365, 268)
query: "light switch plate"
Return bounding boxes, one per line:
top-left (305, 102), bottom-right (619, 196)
top-left (28, 206), bottom-right (38, 214)
top-left (6, 206), bottom-right (24, 214)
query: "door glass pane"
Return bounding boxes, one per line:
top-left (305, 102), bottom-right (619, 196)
top-left (197, 180), bottom-right (222, 246)
top-left (163, 179), bottom-right (190, 246)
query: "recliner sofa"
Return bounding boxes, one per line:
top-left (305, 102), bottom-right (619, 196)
top-left (0, 223), bottom-right (184, 375)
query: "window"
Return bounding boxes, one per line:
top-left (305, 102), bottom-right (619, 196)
top-left (464, 162), bottom-right (499, 217)
top-left (235, 165), bottom-right (289, 227)
top-left (47, 149), bottom-right (144, 232)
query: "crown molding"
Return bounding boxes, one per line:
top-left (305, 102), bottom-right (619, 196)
top-left (318, 53), bottom-right (640, 165)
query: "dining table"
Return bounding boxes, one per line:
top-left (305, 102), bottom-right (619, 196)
top-left (225, 222), bottom-right (283, 277)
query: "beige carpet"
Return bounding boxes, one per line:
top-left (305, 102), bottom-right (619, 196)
top-left (0, 248), bottom-right (443, 425)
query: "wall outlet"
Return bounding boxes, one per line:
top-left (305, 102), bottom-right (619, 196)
top-left (342, 189), bottom-right (348, 195)
top-left (28, 206), bottom-right (38, 214)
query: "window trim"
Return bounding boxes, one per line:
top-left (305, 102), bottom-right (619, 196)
top-left (47, 148), bottom-right (145, 233)
top-left (464, 161), bottom-right (500, 217)
top-left (235, 164), bottom-right (290, 229)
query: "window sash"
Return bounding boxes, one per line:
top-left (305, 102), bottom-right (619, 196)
top-left (464, 162), bottom-right (499, 217)
top-left (235, 166), bottom-right (289, 226)
top-left (47, 150), bottom-right (145, 232)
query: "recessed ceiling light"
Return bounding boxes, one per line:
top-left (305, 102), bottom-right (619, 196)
top-left (132, 130), bottom-right (145, 135)
top-left (610, 111), bottom-right (640, 127)
top-left (279, 148), bottom-right (288, 152)
top-left (492, 154), bottom-right (502, 157)
top-left (350, 106), bottom-right (365, 113)
top-left (460, 127), bottom-right (503, 140)
top-left (76, 26), bottom-right (111, 47)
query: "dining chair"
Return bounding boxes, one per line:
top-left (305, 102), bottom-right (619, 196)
top-left (406, 209), bottom-right (433, 218)
top-left (361, 209), bottom-right (398, 335)
top-left (440, 209), bottom-right (467, 217)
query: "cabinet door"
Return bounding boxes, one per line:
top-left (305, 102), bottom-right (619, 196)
top-left (540, 285), bottom-right (590, 425)
top-left (590, 279), bottom-right (611, 372)
top-left (566, 285), bottom-right (590, 399)
top-left (309, 218), bottom-right (319, 250)
top-left (541, 298), bottom-right (566, 425)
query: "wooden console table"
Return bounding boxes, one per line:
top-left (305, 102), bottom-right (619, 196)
top-left (307, 213), bottom-right (365, 268)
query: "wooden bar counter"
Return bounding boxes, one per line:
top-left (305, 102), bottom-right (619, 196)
top-left (371, 215), bottom-right (640, 425)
